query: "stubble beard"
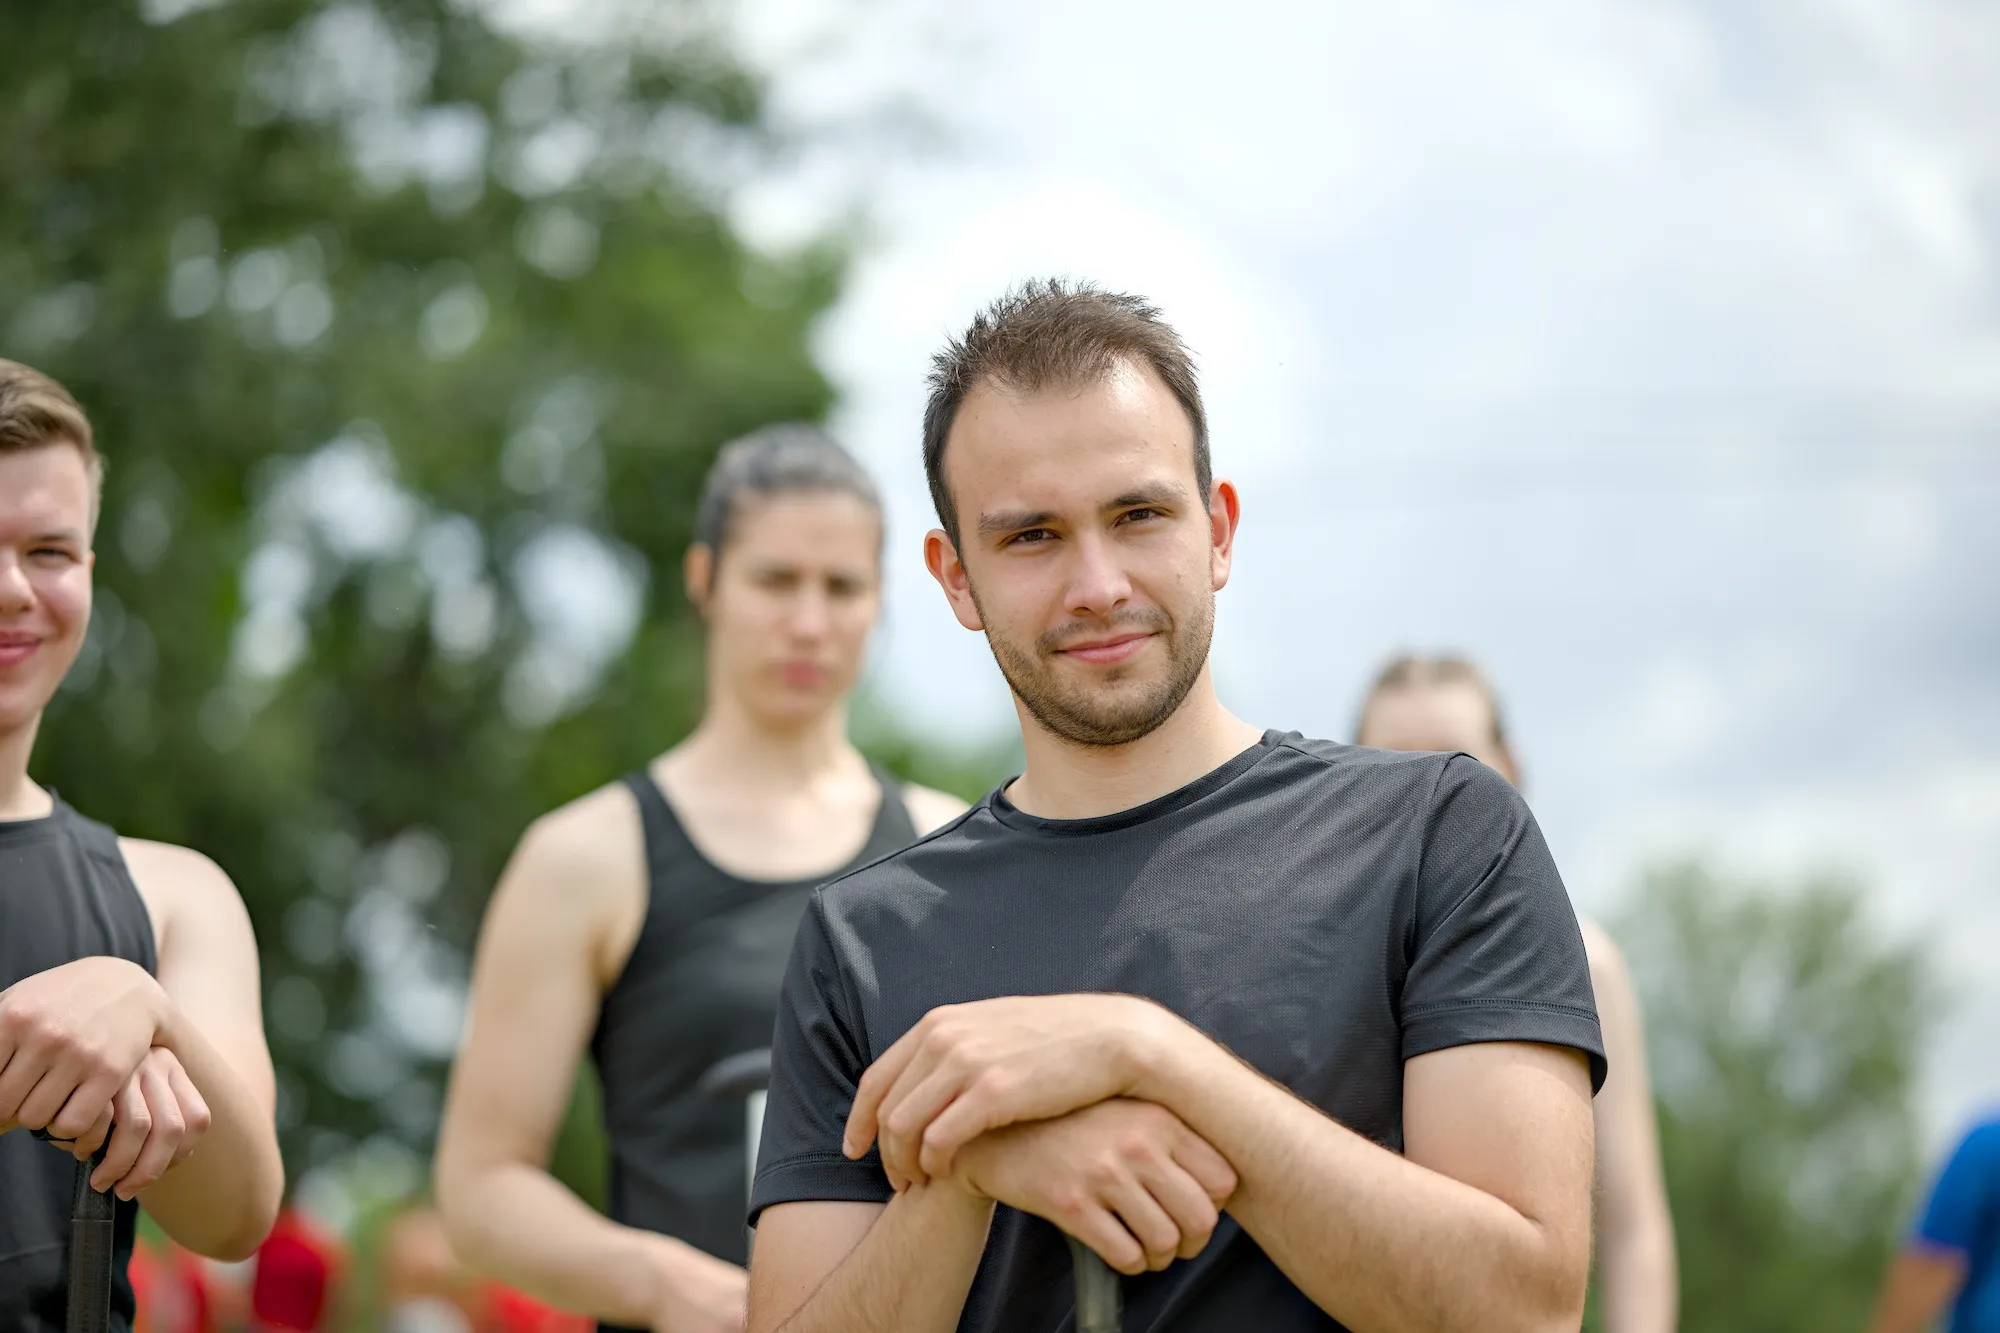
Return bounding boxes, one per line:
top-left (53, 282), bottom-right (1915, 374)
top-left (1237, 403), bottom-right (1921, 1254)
top-left (974, 584), bottom-right (1215, 748)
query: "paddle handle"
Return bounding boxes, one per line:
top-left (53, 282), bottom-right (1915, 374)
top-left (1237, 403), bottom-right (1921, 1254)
top-left (66, 1147), bottom-right (116, 1333)
top-left (1065, 1233), bottom-right (1123, 1333)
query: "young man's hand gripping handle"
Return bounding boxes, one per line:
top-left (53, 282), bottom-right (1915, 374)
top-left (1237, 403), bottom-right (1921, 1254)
top-left (749, 1098), bottom-right (1235, 1333)
top-left (842, 995), bottom-right (1597, 1333)
top-left (0, 840), bottom-right (285, 1262)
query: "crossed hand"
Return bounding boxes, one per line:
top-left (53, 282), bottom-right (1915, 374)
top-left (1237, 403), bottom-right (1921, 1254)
top-left (841, 994), bottom-right (1236, 1275)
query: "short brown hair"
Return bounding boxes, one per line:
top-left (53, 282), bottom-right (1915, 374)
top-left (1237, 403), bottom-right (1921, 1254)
top-left (1355, 653), bottom-right (1512, 758)
top-left (0, 358), bottom-right (103, 513)
top-left (694, 423), bottom-right (882, 555)
top-left (922, 279), bottom-right (1210, 540)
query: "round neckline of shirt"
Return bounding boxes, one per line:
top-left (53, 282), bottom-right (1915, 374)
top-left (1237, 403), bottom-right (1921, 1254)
top-left (0, 791), bottom-right (65, 844)
top-left (984, 729), bottom-right (1291, 837)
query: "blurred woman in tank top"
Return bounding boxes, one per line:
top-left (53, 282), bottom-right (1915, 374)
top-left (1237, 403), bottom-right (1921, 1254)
top-left (433, 427), bottom-right (965, 1333)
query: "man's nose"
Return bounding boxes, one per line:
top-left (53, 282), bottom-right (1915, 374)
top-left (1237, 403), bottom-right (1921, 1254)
top-left (0, 553), bottom-right (33, 614)
top-left (1064, 532), bottom-right (1133, 620)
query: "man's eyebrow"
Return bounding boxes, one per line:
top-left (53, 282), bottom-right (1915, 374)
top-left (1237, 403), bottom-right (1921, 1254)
top-left (28, 528), bottom-right (88, 545)
top-left (1104, 484), bottom-right (1190, 512)
top-left (976, 509), bottom-right (1056, 538)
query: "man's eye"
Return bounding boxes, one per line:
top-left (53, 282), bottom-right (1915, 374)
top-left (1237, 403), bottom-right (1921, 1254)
top-left (1118, 508), bottom-right (1164, 525)
top-left (1005, 529), bottom-right (1054, 547)
top-left (29, 548), bottom-right (76, 562)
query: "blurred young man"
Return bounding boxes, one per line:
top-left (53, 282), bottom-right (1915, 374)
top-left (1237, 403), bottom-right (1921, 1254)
top-left (745, 282), bottom-right (1606, 1333)
top-left (434, 428), bottom-right (962, 1333)
top-left (1356, 655), bottom-right (1678, 1333)
top-left (0, 359), bottom-right (284, 1329)
top-left (1870, 1109), bottom-right (2000, 1333)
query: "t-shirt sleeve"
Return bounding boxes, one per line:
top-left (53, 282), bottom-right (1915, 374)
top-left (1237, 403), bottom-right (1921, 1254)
top-left (1913, 1121), bottom-right (2000, 1256)
top-left (1399, 755), bottom-right (1607, 1092)
top-left (748, 890), bottom-right (895, 1226)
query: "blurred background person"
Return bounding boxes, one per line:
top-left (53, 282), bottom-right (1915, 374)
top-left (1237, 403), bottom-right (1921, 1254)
top-left (243, 1204), bottom-right (344, 1333)
top-left (1355, 653), bottom-right (1679, 1333)
top-left (377, 1204), bottom-right (473, 1333)
top-left (433, 426), bottom-right (965, 1333)
top-left (1869, 1109), bottom-right (2000, 1333)
top-left (128, 1237), bottom-right (219, 1333)
top-left (376, 1201), bottom-right (589, 1333)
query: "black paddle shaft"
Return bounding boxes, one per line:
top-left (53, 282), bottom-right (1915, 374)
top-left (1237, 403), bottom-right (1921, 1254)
top-left (31, 1130), bottom-right (115, 1333)
top-left (65, 1149), bottom-right (116, 1333)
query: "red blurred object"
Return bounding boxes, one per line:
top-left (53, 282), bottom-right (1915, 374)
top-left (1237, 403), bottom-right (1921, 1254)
top-left (129, 1241), bottom-right (216, 1333)
top-left (471, 1283), bottom-right (591, 1333)
top-left (249, 1209), bottom-right (345, 1331)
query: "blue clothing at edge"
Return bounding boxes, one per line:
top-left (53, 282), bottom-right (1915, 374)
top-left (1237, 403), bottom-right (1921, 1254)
top-left (1914, 1112), bottom-right (2000, 1333)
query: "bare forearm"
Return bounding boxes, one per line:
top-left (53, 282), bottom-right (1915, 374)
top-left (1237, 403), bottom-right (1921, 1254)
top-left (1596, 1211), bottom-right (1677, 1333)
top-left (440, 1162), bottom-right (690, 1325)
top-left (1869, 1252), bottom-right (1965, 1333)
top-left (756, 1185), bottom-right (991, 1333)
top-left (141, 1018), bottom-right (282, 1261)
top-left (1143, 1044), bottom-right (1584, 1333)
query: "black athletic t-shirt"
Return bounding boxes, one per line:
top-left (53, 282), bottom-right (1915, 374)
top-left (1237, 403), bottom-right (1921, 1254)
top-left (0, 796), bottom-right (156, 1333)
top-left (751, 732), bottom-right (1604, 1333)
top-left (588, 765), bottom-right (918, 1287)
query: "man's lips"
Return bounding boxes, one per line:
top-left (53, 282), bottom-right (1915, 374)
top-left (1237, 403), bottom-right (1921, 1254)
top-left (0, 635), bottom-right (40, 668)
top-left (1057, 632), bottom-right (1152, 665)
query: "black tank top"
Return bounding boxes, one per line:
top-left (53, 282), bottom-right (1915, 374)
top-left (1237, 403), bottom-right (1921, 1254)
top-left (587, 766), bottom-right (918, 1274)
top-left (0, 796), bottom-right (156, 1333)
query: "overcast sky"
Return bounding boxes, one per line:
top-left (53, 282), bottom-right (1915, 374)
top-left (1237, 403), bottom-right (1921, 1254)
top-left (485, 0), bottom-right (2000, 1141)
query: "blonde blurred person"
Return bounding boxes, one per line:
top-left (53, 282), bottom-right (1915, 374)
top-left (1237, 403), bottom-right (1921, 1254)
top-left (433, 427), bottom-right (964, 1333)
top-left (1355, 654), bottom-right (1679, 1333)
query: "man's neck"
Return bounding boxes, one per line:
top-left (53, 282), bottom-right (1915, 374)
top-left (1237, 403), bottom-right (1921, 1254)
top-left (1006, 669), bottom-right (1264, 820)
top-left (0, 715), bottom-right (52, 821)
top-left (665, 690), bottom-right (863, 798)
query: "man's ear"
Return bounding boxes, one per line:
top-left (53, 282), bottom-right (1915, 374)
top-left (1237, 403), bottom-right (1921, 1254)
top-left (684, 543), bottom-right (714, 615)
top-left (1208, 479), bottom-right (1242, 592)
top-left (924, 529), bottom-right (983, 632)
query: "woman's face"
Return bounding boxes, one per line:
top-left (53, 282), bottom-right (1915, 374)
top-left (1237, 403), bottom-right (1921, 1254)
top-left (694, 490), bottom-right (884, 728)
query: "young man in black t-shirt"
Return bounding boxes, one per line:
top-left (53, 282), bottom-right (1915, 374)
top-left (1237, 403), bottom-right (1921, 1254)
top-left (745, 283), bottom-right (1605, 1333)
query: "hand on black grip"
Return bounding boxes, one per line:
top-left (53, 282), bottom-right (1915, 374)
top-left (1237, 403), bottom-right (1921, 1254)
top-left (34, 1127), bottom-right (116, 1333)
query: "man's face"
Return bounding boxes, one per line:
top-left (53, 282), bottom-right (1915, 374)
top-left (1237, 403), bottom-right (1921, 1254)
top-left (0, 444), bottom-right (95, 738)
top-left (1359, 682), bottom-right (1518, 784)
top-left (926, 359), bottom-right (1234, 748)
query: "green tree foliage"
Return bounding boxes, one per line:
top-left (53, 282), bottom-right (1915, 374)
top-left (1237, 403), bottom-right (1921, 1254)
top-left (1614, 861), bottom-right (1939, 1331)
top-left (3, 0), bottom-right (997, 1200)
